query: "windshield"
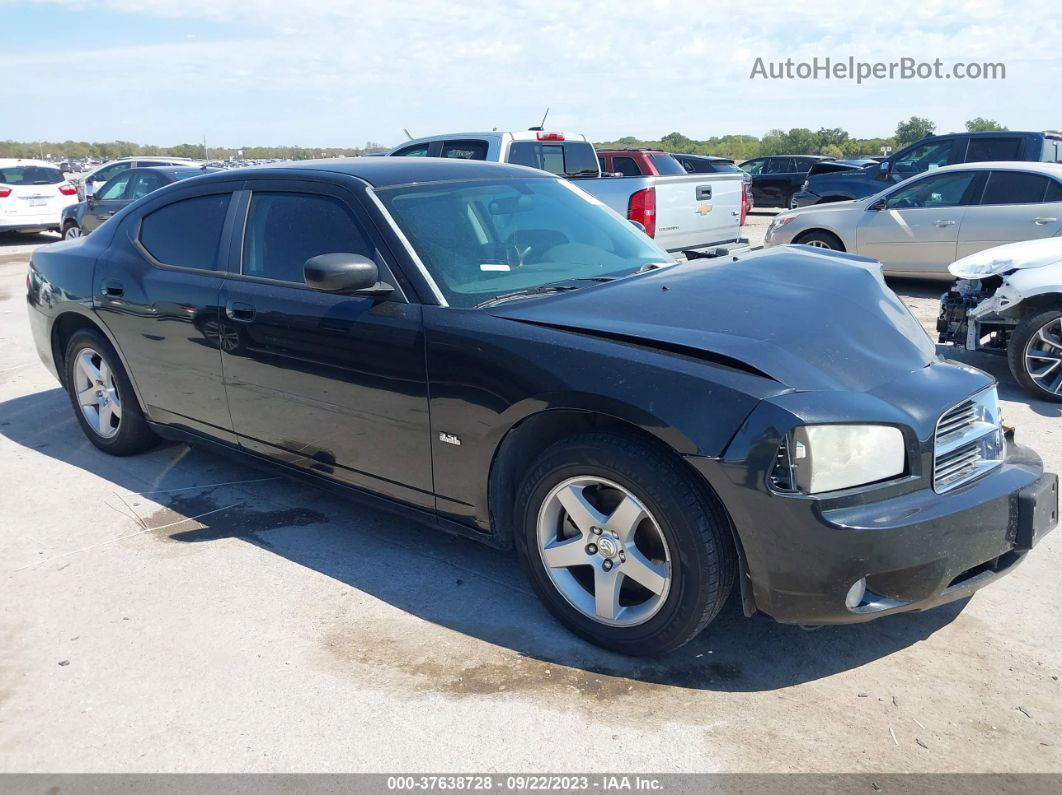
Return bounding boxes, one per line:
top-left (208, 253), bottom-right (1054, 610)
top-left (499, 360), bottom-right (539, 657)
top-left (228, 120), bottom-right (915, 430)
top-left (376, 178), bottom-right (673, 308)
top-left (0, 165), bottom-right (64, 185)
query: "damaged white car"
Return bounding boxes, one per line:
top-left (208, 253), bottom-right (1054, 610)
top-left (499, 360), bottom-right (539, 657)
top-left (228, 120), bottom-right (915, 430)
top-left (938, 237), bottom-right (1062, 401)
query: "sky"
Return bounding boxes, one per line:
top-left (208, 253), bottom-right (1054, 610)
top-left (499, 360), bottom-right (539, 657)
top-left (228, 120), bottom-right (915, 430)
top-left (3, 0), bottom-right (1058, 149)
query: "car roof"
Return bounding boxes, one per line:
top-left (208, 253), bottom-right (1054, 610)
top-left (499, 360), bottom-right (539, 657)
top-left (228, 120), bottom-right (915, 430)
top-left (673, 153), bottom-right (734, 162)
top-left (932, 161), bottom-right (1062, 176)
top-left (0, 158), bottom-right (61, 169)
top-left (195, 157), bottom-right (554, 187)
top-left (137, 165), bottom-right (214, 174)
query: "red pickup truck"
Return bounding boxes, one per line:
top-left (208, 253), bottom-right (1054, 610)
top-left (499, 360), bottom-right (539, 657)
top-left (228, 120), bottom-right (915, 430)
top-left (597, 149), bottom-right (749, 224)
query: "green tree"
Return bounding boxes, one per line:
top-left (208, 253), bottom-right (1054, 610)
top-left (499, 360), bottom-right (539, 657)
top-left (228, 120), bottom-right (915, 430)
top-left (819, 144), bottom-right (844, 160)
top-left (895, 116), bottom-right (936, 146)
top-left (965, 117), bottom-right (1007, 132)
top-left (815, 127), bottom-right (849, 151)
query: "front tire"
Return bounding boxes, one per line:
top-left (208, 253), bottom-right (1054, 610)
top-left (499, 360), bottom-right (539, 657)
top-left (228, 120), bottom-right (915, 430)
top-left (1009, 310), bottom-right (1062, 402)
top-left (514, 432), bottom-right (735, 656)
top-left (64, 328), bottom-right (158, 455)
top-left (795, 229), bottom-right (844, 251)
top-left (62, 222), bottom-right (83, 240)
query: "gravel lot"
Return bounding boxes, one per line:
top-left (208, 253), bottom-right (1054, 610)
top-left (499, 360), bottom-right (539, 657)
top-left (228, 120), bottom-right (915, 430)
top-left (1, 228), bottom-right (1060, 774)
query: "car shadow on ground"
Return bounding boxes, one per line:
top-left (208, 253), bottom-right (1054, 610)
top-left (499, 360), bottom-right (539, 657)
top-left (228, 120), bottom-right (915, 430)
top-left (3, 386), bottom-right (971, 693)
top-left (0, 231), bottom-right (58, 250)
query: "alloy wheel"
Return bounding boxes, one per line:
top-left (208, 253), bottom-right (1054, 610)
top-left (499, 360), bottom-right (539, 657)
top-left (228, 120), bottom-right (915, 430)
top-left (73, 347), bottom-right (122, 438)
top-left (536, 476), bottom-right (671, 627)
top-left (63, 225), bottom-right (83, 239)
top-left (1025, 317), bottom-right (1062, 396)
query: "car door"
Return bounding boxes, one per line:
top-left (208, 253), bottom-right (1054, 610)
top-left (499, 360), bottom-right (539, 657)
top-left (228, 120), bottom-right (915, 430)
top-left (956, 171), bottom-right (1062, 259)
top-left (856, 170), bottom-right (980, 275)
top-left (93, 184), bottom-right (239, 441)
top-left (81, 171), bottom-right (134, 232)
top-left (219, 179), bottom-right (433, 509)
top-left (757, 158), bottom-right (795, 206)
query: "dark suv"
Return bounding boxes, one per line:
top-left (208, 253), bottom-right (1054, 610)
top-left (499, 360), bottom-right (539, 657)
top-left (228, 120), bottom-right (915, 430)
top-left (738, 155), bottom-right (831, 208)
top-left (792, 131), bottom-right (1062, 208)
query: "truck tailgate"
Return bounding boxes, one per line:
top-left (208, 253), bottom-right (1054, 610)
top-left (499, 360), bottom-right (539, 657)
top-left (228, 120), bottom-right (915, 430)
top-left (653, 173), bottom-right (743, 253)
top-left (573, 174), bottom-right (743, 254)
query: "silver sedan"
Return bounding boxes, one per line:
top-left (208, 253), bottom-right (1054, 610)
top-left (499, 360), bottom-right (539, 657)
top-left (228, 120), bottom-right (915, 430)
top-left (763, 161), bottom-right (1062, 279)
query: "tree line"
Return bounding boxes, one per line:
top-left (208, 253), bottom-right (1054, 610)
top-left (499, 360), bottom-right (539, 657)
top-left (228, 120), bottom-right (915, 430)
top-left (0, 140), bottom-right (390, 161)
top-left (2, 117), bottom-right (1010, 163)
top-left (596, 117), bottom-right (1009, 161)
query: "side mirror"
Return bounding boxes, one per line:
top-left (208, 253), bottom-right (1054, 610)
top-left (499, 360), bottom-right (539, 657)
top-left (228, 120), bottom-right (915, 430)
top-left (869, 198), bottom-right (887, 211)
top-left (303, 253), bottom-right (393, 296)
top-left (877, 161), bottom-right (891, 180)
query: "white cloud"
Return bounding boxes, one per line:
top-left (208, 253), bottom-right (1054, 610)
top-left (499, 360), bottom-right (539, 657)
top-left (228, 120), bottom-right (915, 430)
top-left (4, 0), bottom-right (1059, 145)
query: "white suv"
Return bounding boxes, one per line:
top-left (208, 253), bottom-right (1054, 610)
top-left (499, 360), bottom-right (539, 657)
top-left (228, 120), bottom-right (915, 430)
top-left (0, 159), bottom-right (78, 235)
top-left (77, 156), bottom-right (202, 198)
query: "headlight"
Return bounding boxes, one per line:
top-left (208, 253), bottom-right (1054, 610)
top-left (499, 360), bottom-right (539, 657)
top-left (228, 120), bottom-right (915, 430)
top-left (771, 424), bottom-right (906, 494)
top-left (768, 215), bottom-right (796, 233)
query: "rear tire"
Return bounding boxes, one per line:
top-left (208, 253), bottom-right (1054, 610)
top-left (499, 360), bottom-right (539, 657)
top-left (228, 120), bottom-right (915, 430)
top-left (514, 432), bottom-right (735, 656)
top-left (795, 229), bottom-right (844, 251)
top-left (64, 328), bottom-right (159, 455)
top-left (1008, 310), bottom-right (1062, 402)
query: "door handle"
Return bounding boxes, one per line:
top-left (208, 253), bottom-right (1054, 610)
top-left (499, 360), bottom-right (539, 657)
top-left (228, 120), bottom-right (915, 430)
top-left (696, 185), bottom-right (713, 201)
top-left (100, 279), bottom-right (124, 298)
top-left (1034, 217), bottom-right (1057, 225)
top-left (225, 300), bottom-right (256, 323)
top-left (934, 219), bottom-right (957, 227)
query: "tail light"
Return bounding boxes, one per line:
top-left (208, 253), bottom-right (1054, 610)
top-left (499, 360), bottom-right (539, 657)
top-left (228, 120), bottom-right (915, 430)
top-left (59, 184), bottom-right (77, 196)
top-left (740, 182), bottom-right (748, 226)
top-left (627, 187), bottom-right (656, 237)
top-left (536, 132), bottom-right (565, 141)
top-left (0, 188), bottom-right (11, 198)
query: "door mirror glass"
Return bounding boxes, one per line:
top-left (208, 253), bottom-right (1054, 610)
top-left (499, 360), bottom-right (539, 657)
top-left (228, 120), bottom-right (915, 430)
top-left (303, 253), bottom-right (388, 294)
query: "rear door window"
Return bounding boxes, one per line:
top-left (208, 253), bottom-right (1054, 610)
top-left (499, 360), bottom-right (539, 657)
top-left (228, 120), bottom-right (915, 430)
top-left (979, 171), bottom-right (1052, 204)
top-left (648, 154), bottom-right (687, 176)
top-left (139, 194), bottom-right (231, 270)
top-left (764, 158), bottom-right (794, 174)
top-left (441, 140), bottom-right (488, 160)
top-left (965, 137), bottom-right (1023, 162)
top-left (610, 156), bottom-right (641, 176)
top-left (127, 171), bottom-right (166, 200)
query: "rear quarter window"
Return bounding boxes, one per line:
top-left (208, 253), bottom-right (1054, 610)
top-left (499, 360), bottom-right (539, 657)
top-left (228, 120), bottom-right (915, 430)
top-left (139, 194), bottom-right (231, 270)
top-left (441, 140), bottom-right (488, 160)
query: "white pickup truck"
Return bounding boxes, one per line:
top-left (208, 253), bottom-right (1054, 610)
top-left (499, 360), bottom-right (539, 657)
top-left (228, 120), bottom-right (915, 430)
top-left (385, 130), bottom-right (748, 257)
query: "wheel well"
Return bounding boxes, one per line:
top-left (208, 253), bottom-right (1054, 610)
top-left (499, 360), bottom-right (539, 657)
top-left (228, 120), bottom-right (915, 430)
top-left (61, 218), bottom-right (78, 228)
top-left (51, 312), bottom-right (103, 386)
top-left (1016, 294), bottom-right (1062, 318)
top-left (793, 228), bottom-right (846, 250)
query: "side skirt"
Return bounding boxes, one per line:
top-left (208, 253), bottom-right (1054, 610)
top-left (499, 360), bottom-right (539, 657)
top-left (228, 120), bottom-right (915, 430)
top-left (147, 422), bottom-right (504, 549)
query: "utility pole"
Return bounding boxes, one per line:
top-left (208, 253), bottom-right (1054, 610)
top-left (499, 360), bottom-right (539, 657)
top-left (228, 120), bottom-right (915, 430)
top-left (203, 136), bottom-right (209, 161)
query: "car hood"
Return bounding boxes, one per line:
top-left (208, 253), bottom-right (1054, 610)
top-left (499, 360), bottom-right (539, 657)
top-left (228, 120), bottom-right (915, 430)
top-left (488, 247), bottom-right (936, 393)
top-left (949, 238), bottom-right (1062, 279)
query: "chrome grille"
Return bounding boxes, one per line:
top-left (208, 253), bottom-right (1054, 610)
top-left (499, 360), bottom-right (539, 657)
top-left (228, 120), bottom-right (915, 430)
top-left (933, 388), bottom-right (1004, 493)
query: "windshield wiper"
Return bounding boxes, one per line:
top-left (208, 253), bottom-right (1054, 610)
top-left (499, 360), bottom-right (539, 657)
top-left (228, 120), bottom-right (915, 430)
top-left (474, 277), bottom-right (617, 309)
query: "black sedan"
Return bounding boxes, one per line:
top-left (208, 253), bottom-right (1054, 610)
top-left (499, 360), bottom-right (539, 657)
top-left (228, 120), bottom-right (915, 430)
top-left (26, 158), bottom-right (1057, 655)
top-left (60, 166), bottom-right (216, 239)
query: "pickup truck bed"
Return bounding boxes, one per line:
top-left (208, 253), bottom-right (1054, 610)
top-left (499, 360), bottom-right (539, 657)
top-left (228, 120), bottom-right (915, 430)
top-left (575, 173), bottom-right (745, 254)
